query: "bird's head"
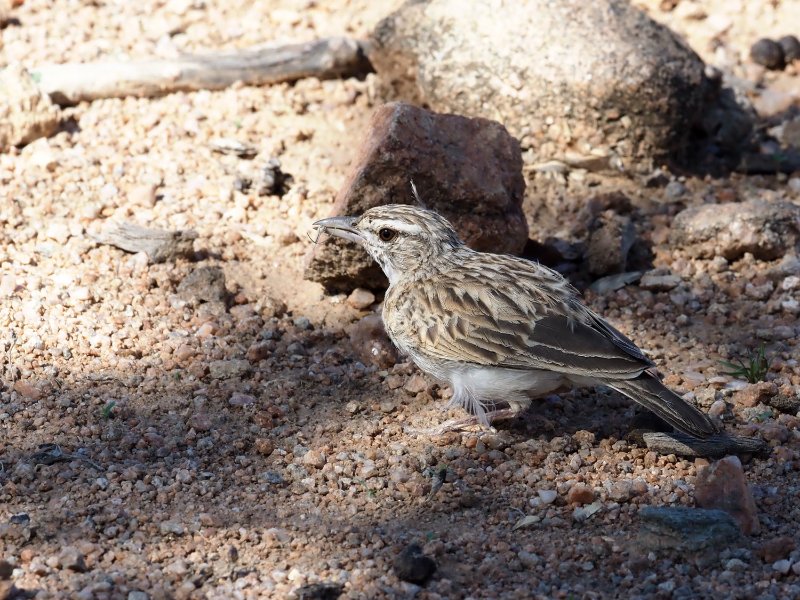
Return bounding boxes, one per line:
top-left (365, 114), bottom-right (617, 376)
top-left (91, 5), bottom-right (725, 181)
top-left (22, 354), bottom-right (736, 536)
top-left (312, 204), bottom-right (464, 284)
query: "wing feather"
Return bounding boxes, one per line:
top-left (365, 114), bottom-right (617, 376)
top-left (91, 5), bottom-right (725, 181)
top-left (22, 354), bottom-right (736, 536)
top-left (384, 257), bottom-right (652, 379)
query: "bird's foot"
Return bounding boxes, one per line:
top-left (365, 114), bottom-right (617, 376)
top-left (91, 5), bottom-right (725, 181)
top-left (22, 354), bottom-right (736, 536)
top-left (406, 408), bottom-right (521, 436)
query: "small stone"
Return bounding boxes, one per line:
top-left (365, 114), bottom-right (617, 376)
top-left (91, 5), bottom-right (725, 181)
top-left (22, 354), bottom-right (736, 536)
top-left (58, 547), bottom-right (86, 572)
top-left (177, 267), bottom-right (228, 304)
top-left (128, 184), bottom-right (158, 207)
top-left (773, 559), bottom-right (792, 575)
top-left (229, 392), bottom-right (256, 406)
top-left (760, 422), bottom-right (789, 443)
top-left (393, 544), bottom-right (436, 584)
top-left (517, 551), bottom-right (541, 569)
top-left (586, 211), bottom-right (636, 276)
top-left (567, 483), bottom-right (595, 505)
top-left (694, 455), bottom-right (760, 535)
top-left (538, 489), bottom-right (557, 504)
top-left (346, 288), bottom-right (376, 310)
top-left (294, 316), bottom-right (311, 330)
top-left (708, 399), bottom-right (726, 417)
top-left (159, 520), bottom-right (185, 535)
top-left (246, 341), bottom-right (274, 362)
top-left (639, 272), bottom-right (681, 292)
top-left (404, 374), bottom-right (427, 395)
top-left (609, 480), bottom-right (633, 502)
top-left (0, 560), bottom-right (12, 579)
top-left (128, 592), bottom-right (150, 600)
top-left (750, 38), bottom-right (785, 70)
top-left (732, 382), bottom-right (777, 408)
top-left (188, 413), bottom-right (212, 432)
top-left (209, 359), bottom-right (251, 379)
top-left (385, 375), bottom-right (404, 390)
top-left (254, 439), bottom-right (274, 456)
top-left (303, 449), bottom-right (327, 469)
top-left (173, 344), bottom-right (194, 362)
top-left (779, 35), bottom-right (800, 62)
top-left (757, 536), bottom-right (795, 563)
top-left (13, 380), bottom-right (42, 400)
top-left (664, 180), bottom-right (688, 200)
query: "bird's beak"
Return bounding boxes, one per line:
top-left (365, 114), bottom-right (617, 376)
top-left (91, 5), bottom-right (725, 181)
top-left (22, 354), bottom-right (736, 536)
top-left (311, 216), bottom-right (363, 244)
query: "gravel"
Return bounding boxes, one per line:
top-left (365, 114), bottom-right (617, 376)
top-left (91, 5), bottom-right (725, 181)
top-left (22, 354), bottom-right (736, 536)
top-left (1, 0), bottom-right (799, 599)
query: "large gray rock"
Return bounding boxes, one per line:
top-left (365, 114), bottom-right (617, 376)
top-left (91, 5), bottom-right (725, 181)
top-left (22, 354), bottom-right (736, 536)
top-left (305, 102), bottom-right (528, 292)
top-left (368, 0), bottom-right (713, 170)
top-left (670, 200), bottom-right (800, 260)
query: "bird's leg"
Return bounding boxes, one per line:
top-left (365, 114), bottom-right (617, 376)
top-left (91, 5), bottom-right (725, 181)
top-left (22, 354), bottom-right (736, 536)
top-left (406, 407), bottom-right (522, 436)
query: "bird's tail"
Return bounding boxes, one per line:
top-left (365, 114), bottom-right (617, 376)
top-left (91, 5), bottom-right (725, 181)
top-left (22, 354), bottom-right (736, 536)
top-left (607, 373), bottom-right (719, 439)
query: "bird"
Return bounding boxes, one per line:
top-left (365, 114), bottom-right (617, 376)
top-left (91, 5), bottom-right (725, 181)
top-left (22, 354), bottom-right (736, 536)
top-left (312, 204), bottom-right (718, 439)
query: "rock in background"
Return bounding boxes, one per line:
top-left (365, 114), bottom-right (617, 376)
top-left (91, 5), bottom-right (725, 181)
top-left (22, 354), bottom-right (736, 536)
top-left (0, 63), bottom-right (61, 150)
top-left (368, 0), bottom-right (715, 171)
top-left (305, 102), bottom-right (528, 291)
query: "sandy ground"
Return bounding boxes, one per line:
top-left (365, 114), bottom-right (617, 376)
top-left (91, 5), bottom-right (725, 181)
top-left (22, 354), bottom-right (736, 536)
top-left (1, 1), bottom-right (799, 598)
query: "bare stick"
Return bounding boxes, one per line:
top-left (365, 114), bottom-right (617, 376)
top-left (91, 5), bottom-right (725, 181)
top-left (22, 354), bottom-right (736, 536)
top-left (642, 432), bottom-right (768, 459)
top-left (32, 37), bottom-right (371, 106)
top-left (92, 223), bottom-right (197, 264)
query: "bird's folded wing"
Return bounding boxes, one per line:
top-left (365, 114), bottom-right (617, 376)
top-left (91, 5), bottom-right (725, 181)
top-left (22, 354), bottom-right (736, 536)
top-left (390, 280), bottom-right (653, 379)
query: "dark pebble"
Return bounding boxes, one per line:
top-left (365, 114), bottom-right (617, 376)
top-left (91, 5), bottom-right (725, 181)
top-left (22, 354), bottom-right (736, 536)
top-left (750, 38), bottom-right (785, 70)
top-left (293, 582), bottom-right (343, 600)
top-left (0, 560), bottom-right (12, 580)
top-left (778, 35), bottom-right (800, 62)
top-left (393, 544), bottom-right (436, 584)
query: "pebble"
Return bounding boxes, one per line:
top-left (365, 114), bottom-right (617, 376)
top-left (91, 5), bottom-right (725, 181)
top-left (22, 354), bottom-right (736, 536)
top-left (403, 374), bottom-right (427, 395)
top-left (302, 449), bottom-right (326, 469)
top-left (229, 392), bottom-right (256, 406)
top-left (346, 288), bottom-right (375, 310)
top-left (750, 38), bottom-right (785, 69)
top-left (773, 559), bottom-right (792, 575)
top-left (567, 482), bottom-right (595, 505)
top-left (758, 536), bottom-right (796, 563)
top-left (778, 35), bottom-right (800, 62)
top-left (694, 455), bottom-right (760, 535)
top-left (393, 544), bottom-right (436, 584)
top-left (294, 316), bottom-right (311, 330)
top-left (57, 547), bottom-right (86, 573)
top-left (538, 489), bottom-right (557, 504)
top-left (209, 359), bottom-right (251, 379)
top-left (159, 521), bottom-right (185, 536)
top-left (708, 399), bottom-right (726, 417)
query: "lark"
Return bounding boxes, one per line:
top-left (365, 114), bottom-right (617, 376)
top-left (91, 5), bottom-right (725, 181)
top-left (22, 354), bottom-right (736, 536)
top-left (312, 204), bottom-right (718, 439)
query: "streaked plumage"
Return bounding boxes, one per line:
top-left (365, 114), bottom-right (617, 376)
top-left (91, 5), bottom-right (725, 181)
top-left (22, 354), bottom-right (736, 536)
top-left (312, 204), bottom-right (718, 439)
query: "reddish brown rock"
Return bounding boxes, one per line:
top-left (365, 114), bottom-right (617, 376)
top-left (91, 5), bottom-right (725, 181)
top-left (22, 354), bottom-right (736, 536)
top-left (732, 382), bottom-right (778, 408)
top-left (305, 102), bottom-right (528, 291)
top-left (694, 455), bottom-right (760, 535)
top-left (757, 536), bottom-right (796, 563)
top-left (567, 483), bottom-right (595, 505)
top-left (13, 380), bottom-right (42, 400)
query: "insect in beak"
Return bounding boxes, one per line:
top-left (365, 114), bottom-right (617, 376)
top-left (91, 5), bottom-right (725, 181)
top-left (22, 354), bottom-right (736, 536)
top-left (310, 216), bottom-right (362, 245)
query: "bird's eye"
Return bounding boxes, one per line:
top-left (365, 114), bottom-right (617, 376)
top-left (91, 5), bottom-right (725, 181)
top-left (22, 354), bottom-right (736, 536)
top-left (378, 228), bottom-right (397, 242)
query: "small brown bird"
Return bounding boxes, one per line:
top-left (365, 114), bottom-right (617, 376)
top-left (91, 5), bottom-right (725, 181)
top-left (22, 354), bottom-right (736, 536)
top-left (313, 204), bottom-right (717, 439)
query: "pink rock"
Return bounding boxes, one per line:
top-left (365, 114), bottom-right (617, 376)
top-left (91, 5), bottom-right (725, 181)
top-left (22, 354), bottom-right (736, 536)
top-left (229, 392), bottom-right (256, 406)
top-left (694, 455), bottom-right (760, 535)
top-left (305, 102), bottom-right (528, 292)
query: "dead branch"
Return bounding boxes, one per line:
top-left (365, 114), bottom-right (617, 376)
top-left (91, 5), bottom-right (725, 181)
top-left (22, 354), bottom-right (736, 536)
top-left (92, 223), bottom-right (197, 263)
top-left (32, 37), bottom-right (371, 106)
top-left (642, 432), bottom-right (768, 459)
